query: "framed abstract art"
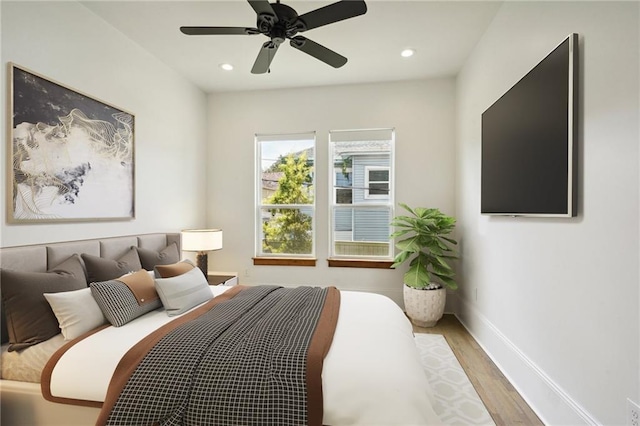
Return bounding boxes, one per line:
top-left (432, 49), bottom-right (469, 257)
top-left (8, 63), bottom-right (135, 223)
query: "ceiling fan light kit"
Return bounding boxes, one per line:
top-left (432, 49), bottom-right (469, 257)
top-left (180, 0), bottom-right (367, 74)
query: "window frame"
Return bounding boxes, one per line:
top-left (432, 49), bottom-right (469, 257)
top-left (255, 132), bottom-right (316, 260)
top-left (328, 129), bottom-right (395, 262)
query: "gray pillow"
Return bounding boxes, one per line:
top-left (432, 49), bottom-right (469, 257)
top-left (1, 254), bottom-right (87, 351)
top-left (135, 243), bottom-right (180, 270)
top-left (82, 248), bottom-right (142, 283)
top-left (90, 270), bottom-right (162, 327)
top-left (154, 267), bottom-right (213, 316)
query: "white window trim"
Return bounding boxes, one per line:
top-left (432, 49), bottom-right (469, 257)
top-left (255, 133), bottom-right (316, 259)
top-left (328, 129), bottom-right (395, 260)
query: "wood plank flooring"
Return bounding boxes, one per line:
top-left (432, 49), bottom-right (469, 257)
top-left (413, 314), bottom-right (544, 426)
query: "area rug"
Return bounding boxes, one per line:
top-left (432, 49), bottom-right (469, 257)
top-left (414, 333), bottom-right (496, 426)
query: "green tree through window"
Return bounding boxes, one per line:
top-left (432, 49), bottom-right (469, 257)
top-left (262, 153), bottom-right (313, 254)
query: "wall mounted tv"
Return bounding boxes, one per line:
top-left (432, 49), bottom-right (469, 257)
top-left (481, 33), bottom-right (578, 217)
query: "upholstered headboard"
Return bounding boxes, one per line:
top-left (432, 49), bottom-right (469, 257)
top-left (0, 233), bottom-right (181, 344)
top-left (0, 233), bottom-right (180, 272)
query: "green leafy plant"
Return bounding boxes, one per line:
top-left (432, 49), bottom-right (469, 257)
top-left (390, 203), bottom-right (458, 290)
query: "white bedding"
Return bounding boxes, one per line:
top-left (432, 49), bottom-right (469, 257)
top-left (1, 334), bottom-right (65, 383)
top-left (47, 286), bottom-right (442, 425)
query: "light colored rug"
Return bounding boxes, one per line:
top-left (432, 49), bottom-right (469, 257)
top-left (414, 333), bottom-right (496, 426)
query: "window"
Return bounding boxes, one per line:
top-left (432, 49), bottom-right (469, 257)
top-left (329, 129), bottom-right (394, 260)
top-left (255, 133), bottom-right (315, 260)
top-left (334, 170), bottom-right (353, 204)
top-left (365, 167), bottom-right (390, 199)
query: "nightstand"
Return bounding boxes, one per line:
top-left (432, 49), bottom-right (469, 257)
top-left (207, 271), bottom-right (238, 286)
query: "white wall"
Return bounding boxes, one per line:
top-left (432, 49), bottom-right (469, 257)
top-left (456, 2), bottom-right (639, 425)
top-left (207, 79), bottom-right (456, 306)
top-left (0, 1), bottom-right (208, 247)
top-left (5, 2), bottom-right (637, 423)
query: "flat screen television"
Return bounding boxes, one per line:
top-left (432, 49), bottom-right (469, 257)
top-left (481, 33), bottom-right (578, 217)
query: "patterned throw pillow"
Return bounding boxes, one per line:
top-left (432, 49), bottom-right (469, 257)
top-left (90, 270), bottom-right (162, 327)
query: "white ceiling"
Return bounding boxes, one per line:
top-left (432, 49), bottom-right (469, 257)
top-left (81, 0), bottom-right (502, 93)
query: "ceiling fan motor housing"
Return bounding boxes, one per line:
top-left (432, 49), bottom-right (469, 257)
top-left (258, 2), bottom-right (306, 42)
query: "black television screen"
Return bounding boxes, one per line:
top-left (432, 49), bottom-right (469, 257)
top-left (481, 34), bottom-right (578, 217)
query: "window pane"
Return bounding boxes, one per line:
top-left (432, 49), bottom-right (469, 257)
top-left (331, 207), bottom-right (392, 257)
top-left (260, 140), bottom-right (314, 205)
top-left (260, 207), bottom-right (313, 255)
top-left (369, 170), bottom-right (389, 182)
top-left (334, 208), bottom-right (352, 232)
top-left (257, 133), bottom-right (315, 258)
top-left (353, 208), bottom-right (391, 242)
top-left (334, 171), bottom-right (352, 204)
top-left (369, 183), bottom-right (389, 196)
top-left (329, 129), bottom-right (394, 260)
top-left (336, 189), bottom-right (353, 204)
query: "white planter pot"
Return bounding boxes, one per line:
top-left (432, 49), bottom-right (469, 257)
top-left (403, 285), bottom-right (446, 327)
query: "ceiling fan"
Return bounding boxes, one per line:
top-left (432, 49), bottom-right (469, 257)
top-left (180, 0), bottom-right (367, 74)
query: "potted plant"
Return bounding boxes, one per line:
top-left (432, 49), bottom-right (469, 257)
top-left (390, 203), bottom-right (458, 327)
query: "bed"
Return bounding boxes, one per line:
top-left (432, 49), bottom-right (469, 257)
top-left (0, 233), bottom-right (442, 425)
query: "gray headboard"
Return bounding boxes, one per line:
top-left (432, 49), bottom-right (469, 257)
top-left (0, 233), bottom-right (181, 343)
top-left (0, 233), bottom-right (180, 272)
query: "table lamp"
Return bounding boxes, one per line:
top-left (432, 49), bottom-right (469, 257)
top-left (181, 229), bottom-right (223, 277)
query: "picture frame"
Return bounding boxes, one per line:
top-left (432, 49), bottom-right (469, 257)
top-left (7, 63), bottom-right (135, 223)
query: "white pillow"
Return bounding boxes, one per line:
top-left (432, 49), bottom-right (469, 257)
top-left (154, 267), bottom-right (213, 316)
top-left (44, 288), bottom-right (108, 340)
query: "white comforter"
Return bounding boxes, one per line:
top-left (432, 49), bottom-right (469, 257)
top-left (48, 286), bottom-right (442, 425)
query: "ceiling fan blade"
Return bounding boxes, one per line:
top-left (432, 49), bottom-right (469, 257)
top-left (297, 0), bottom-right (367, 32)
top-left (180, 26), bottom-right (259, 36)
top-left (248, 0), bottom-right (278, 20)
top-left (290, 36), bottom-right (347, 68)
top-left (252, 41), bottom-right (280, 74)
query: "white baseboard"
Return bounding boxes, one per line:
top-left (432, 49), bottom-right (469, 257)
top-left (454, 295), bottom-right (599, 426)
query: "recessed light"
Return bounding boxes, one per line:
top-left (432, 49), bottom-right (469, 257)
top-left (219, 63), bottom-right (234, 71)
top-left (401, 49), bottom-right (415, 58)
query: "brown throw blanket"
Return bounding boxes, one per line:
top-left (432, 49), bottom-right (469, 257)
top-left (96, 285), bottom-right (340, 426)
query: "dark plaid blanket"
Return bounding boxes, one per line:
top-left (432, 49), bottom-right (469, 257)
top-left (96, 285), bottom-right (340, 426)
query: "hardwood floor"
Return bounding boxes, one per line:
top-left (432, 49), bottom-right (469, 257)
top-left (413, 314), bottom-right (544, 426)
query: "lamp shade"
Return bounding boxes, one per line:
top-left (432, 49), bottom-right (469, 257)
top-left (181, 229), bottom-right (223, 252)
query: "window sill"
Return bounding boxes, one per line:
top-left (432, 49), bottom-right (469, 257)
top-left (327, 259), bottom-right (394, 269)
top-left (253, 257), bottom-right (317, 267)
